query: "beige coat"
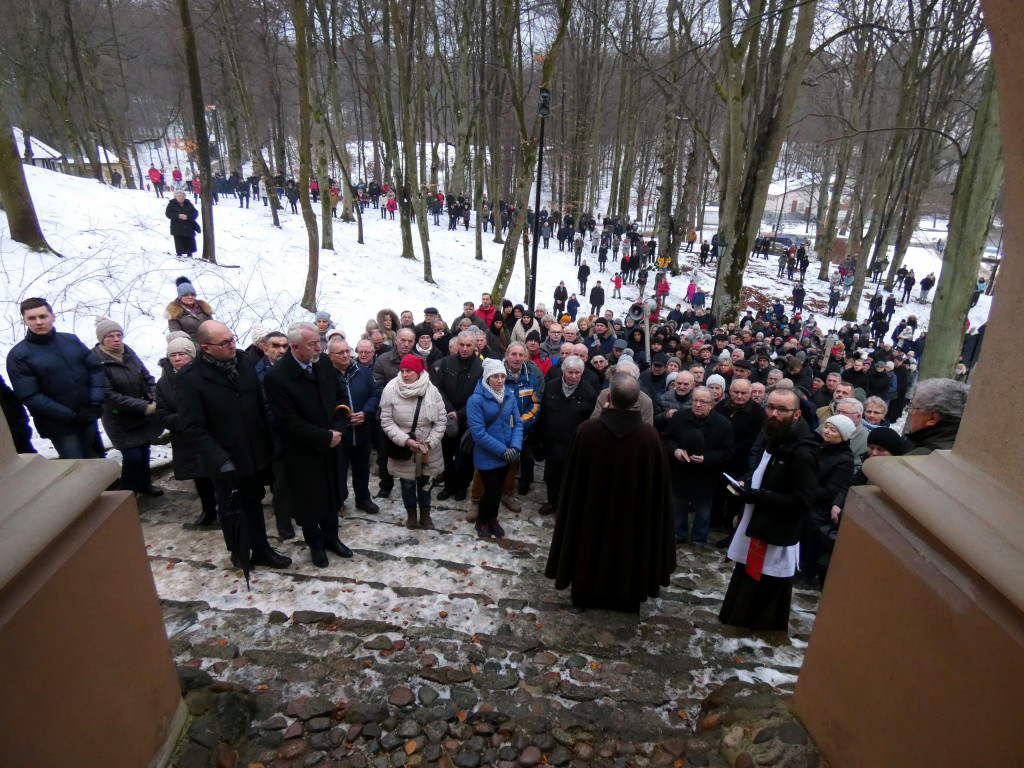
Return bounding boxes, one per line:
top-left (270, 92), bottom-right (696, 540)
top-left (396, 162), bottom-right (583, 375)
top-left (379, 379), bottom-right (447, 480)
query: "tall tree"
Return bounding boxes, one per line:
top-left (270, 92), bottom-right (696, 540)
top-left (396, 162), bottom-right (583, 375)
top-left (0, 115), bottom-right (56, 254)
top-left (292, 0), bottom-right (322, 310)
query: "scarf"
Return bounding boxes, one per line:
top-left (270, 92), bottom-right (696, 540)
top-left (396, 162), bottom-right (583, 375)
top-left (414, 342), bottom-right (434, 359)
top-left (484, 379), bottom-right (506, 404)
top-left (562, 381), bottom-right (579, 398)
top-left (200, 351), bottom-right (239, 388)
top-left (99, 344), bottom-right (124, 363)
top-left (390, 371), bottom-right (441, 425)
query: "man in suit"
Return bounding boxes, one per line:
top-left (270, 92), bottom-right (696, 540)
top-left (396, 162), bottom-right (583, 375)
top-left (176, 321), bottom-right (292, 571)
top-left (264, 322), bottom-right (353, 568)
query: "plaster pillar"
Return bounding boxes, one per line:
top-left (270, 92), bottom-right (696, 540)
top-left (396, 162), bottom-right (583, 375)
top-left (0, 420), bottom-right (185, 767)
top-left (792, 4), bottom-right (1024, 766)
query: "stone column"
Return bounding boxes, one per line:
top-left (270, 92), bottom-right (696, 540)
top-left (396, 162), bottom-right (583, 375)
top-left (792, 4), bottom-right (1024, 766)
top-left (0, 420), bottom-right (185, 767)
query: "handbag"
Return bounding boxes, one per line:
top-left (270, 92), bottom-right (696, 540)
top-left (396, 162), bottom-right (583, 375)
top-left (386, 396), bottom-right (423, 461)
top-left (444, 412), bottom-right (460, 438)
top-left (460, 400), bottom-right (504, 455)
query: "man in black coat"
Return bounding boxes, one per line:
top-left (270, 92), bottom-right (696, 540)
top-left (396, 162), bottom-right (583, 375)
top-left (535, 357), bottom-right (597, 516)
top-left (176, 321), bottom-right (292, 570)
top-left (663, 386), bottom-right (735, 546)
top-left (432, 330), bottom-right (484, 500)
top-left (264, 323), bottom-right (353, 568)
top-left (719, 388), bottom-right (819, 632)
top-left (712, 378), bottom-right (766, 530)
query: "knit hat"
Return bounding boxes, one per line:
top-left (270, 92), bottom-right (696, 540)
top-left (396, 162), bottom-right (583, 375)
top-left (826, 414), bottom-right (856, 441)
top-left (250, 322), bottom-right (270, 346)
top-left (399, 354), bottom-right (426, 374)
top-left (314, 310), bottom-right (332, 323)
top-left (525, 330), bottom-right (542, 344)
top-left (95, 316), bottom-right (123, 342)
top-left (175, 276), bottom-right (196, 298)
top-left (620, 348), bottom-right (634, 357)
top-left (482, 358), bottom-right (505, 381)
top-left (706, 374), bottom-right (726, 390)
top-left (167, 335), bottom-right (196, 358)
top-left (593, 317), bottom-right (609, 328)
top-left (867, 426), bottom-right (910, 456)
top-left (325, 328), bottom-right (346, 343)
top-left (613, 338), bottom-right (628, 350)
top-left (166, 330), bottom-right (190, 344)
top-left (666, 371), bottom-right (679, 388)
top-left (719, 350), bottom-right (731, 361)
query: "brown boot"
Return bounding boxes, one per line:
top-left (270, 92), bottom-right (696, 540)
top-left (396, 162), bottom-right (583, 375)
top-left (419, 508), bottom-right (435, 530)
top-left (405, 508), bottom-right (420, 529)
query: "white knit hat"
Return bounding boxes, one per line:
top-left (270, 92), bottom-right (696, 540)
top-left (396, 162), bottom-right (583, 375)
top-left (826, 414), bottom-right (856, 441)
top-left (482, 358), bottom-right (505, 381)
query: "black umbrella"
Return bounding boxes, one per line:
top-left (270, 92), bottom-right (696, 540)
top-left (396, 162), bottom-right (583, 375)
top-left (226, 486), bottom-right (252, 590)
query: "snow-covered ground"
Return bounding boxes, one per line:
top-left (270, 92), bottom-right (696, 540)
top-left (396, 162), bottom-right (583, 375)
top-left (1, 165), bottom-right (993, 458)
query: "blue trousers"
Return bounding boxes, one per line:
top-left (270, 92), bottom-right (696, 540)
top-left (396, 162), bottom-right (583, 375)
top-left (674, 494), bottom-right (713, 545)
top-left (49, 423), bottom-right (103, 460)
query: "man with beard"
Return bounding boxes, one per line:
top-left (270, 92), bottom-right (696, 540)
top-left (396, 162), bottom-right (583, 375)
top-left (264, 322), bottom-right (353, 568)
top-left (176, 321), bottom-right (292, 571)
top-left (719, 388), bottom-right (819, 632)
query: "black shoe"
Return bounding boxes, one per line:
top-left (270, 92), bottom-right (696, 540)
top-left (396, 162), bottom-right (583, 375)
top-left (517, 485), bottom-right (530, 496)
top-left (277, 523), bottom-right (296, 540)
top-left (375, 486), bottom-right (393, 499)
top-left (356, 499), bottom-right (380, 514)
top-left (142, 486), bottom-right (165, 497)
top-left (325, 540), bottom-right (353, 558)
top-left (437, 487), bottom-right (454, 501)
top-left (490, 520), bottom-right (506, 538)
top-left (194, 508), bottom-right (218, 526)
top-left (538, 503), bottom-right (556, 516)
top-left (230, 552), bottom-right (241, 568)
top-left (251, 548), bottom-right (292, 569)
top-left (453, 489), bottom-right (467, 501)
top-left (309, 548), bottom-right (329, 568)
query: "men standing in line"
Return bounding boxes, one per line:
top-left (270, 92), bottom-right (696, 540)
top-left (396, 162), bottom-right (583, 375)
top-left (6, 298), bottom-right (106, 459)
top-left (372, 328), bottom-right (416, 497)
top-left (327, 335), bottom-right (381, 515)
top-left (264, 322), bottom-right (353, 568)
top-left (176, 321), bottom-right (292, 571)
top-left (719, 388), bottom-right (819, 633)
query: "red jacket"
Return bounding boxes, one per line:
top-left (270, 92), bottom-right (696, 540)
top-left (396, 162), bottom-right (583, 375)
top-left (474, 306), bottom-right (497, 326)
top-left (148, 168), bottom-right (162, 183)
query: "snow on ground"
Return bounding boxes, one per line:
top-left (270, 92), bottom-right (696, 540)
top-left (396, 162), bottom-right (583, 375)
top-left (1, 165), bottom-right (994, 457)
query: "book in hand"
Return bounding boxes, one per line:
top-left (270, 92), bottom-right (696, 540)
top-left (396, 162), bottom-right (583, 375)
top-left (723, 472), bottom-right (744, 496)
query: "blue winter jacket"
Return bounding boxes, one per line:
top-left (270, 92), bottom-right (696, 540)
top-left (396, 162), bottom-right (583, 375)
top-left (335, 362), bottom-right (381, 445)
top-left (466, 379), bottom-right (523, 470)
top-left (6, 329), bottom-right (106, 438)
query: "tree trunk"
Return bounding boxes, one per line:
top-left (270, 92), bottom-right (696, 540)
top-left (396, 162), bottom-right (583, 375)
top-left (293, 0), bottom-right (321, 311)
top-left (921, 63), bottom-right (1002, 379)
top-left (0, 116), bottom-right (54, 253)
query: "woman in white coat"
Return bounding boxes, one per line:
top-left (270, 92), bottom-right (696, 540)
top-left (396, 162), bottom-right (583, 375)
top-left (379, 354), bottom-right (447, 530)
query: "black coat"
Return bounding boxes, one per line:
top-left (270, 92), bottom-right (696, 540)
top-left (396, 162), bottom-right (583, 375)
top-left (0, 373), bottom-right (34, 453)
top-left (154, 359), bottom-right (202, 480)
top-left (175, 350), bottom-right (272, 479)
top-left (165, 198), bottom-right (199, 237)
top-left (714, 398), bottom-right (766, 475)
top-left (663, 408), bottom-right (735, 498)
top-left (432, 353), bottom-right (483, 429)
top-left (263, 352), bottom-right (350, 526)
top-left (811, 439), bottom-right (855, 525)
top-left (535, 380), bottom-right (598, 461)
top-left (94, 344), bottom-right (162, 450)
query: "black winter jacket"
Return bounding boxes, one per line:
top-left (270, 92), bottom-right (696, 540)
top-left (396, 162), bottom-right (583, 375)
top-left (155, 359), bottom-right (202, 480)
top-left (663, 408), bottom-right (734, 498)
top-left (535, 380), bottom-right (598, 461)
top-left (94, 344), bottom-right (162, 450)
top-left (432, 353), bottom-right (484, 429)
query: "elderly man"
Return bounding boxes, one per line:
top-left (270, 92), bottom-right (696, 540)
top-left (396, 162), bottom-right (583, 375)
top-left (327, 335), bottom-right (382, 516)
top-left (592, 359), bottom-right (654, 424)
top-left (372, 328), bottom-right (417, 497)
top-left (714, 378), bottom-right (767, 531)
top-left (815, 380), bottom-right (855, 423)
top-left (663, 386), bottom-right (735, 546)
top-left (264, 322), bottom-right (353, 568)
top-left (176, 321), bottom-right (292, 571)
top-left (433, 330), bottom-right (484, 500)
top-left (501, 342), bottom-right (544, 510)
top-left (546, 374), bottom-right (674, 611)
top-left (862, 396), bottom-right (890, 429)
top-left (254, 330), bottom-right (297, 538)
top-left (828, 397), bottom-right (869, 471)
top-left (905, 379), bottom-right (969, 454)
top-left (750, 382), bottom-right (767, 405)
top-left (355, 338), bottom-right (376, 368)
top-left (660, 370), bottom-right (695, 416)
top-left (720, 388), bottom-right (819, 633)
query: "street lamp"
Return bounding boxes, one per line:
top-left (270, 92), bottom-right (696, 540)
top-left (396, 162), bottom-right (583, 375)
top-left (528, 87), bottom-right (551, 312)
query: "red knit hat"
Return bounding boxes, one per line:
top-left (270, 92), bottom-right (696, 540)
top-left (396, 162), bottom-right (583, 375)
top-left (400, 354), bottom-right (427, 374)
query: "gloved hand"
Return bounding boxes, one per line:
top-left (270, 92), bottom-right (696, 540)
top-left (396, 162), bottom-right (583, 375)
top-left (735, 485), bottom-right (763, 504)
top-left (145, 403), bottom-right (157, 415)
top-left (501, 447), bottom-right (520, 463)
top-left (219, 459), bottom-right (237, 485)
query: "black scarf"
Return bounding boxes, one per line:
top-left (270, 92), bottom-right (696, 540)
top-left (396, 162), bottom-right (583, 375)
top-left (200, 351), bottom-right (239, 388)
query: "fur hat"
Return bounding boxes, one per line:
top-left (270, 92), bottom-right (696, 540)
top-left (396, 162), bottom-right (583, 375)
top-left (167, 335), bottom-right (196, 358)
top-left (175, 276), bottom-right (196, 298)
top-left (250, 322), bottom-right (271, 346)
top-left (95, 316), bottom-right (123, 342)
top-left (482, 358), bottom-right (505, 381)
top-left (399, 354), bottom-right (426, 374)
top-left (826, 414), bottom-right (856, 441)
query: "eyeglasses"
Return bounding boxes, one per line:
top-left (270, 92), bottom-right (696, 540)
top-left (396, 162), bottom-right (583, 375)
top-left (765, 404), bottom-right (797, 414)
top-left (205, 338), bottom-right (236, 348)
top-left (691, 399), bottom-right (714, 406)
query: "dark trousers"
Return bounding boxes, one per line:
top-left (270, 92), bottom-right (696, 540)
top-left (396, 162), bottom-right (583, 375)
top-left (517, 434), bottom-right (536, 491)
top-left (478, 466), bottom-right (506, 524)
top-left (338, 439), bottom-right (372, 504)
top-left (49, 423), bottom-right (104, 460)
top-left (442, 432), bottom-right (474, 491)
top-left (239, 193), bottom-right (249, 208)
top-left (211, 474), bottom-right (270, 554)
top-left (544, 457), bottom-right (566, 506)
top-left (270, 457), bottom-right (294, 530)
top-left (400, 476), bottom-right (431, 510)
top-left (195, 476), bottom-right (217, 513)
top-left (374, 420), bottom-right (394, 491)
top-left (119, 444), bottom-right (152, 493)
top-left (301, 513), bottom-right (339, 551)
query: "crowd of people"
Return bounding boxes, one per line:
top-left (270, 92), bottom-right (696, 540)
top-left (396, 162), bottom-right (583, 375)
top-left (1, 259), bottom-right (971, 631)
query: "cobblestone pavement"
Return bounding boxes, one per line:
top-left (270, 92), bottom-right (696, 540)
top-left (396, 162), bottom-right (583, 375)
top-left (140, 470), bottom-right (824, 768)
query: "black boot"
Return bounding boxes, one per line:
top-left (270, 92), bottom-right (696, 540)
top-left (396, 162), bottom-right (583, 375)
top-left (193, 508), bottom-right (217, 526)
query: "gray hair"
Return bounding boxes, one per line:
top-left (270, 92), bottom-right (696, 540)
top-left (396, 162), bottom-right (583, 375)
top-left (609, 373), bottom-right (641, 409)
top-left (911, 378), bottom-right (969, 420)
top-left (561, 356), bottom-right (584, 372)
top-left (615, 360), bottom-right (640, 379)
top-left (864, 395), bottom-right (888, 411)
top-left (287, 321), bottom-right (318, 344)
top-left (457, 330), bottom-right (476, 343)
top-left (836, 397), bottom-right (864, 416)
top-left (506, 341), bottom-right (527, 356)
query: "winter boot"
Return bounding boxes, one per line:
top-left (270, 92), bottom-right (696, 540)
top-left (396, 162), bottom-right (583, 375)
top-left (419, 508), bottom-right (435, 530)
top-left (405, 508), bottom-right (420, 530)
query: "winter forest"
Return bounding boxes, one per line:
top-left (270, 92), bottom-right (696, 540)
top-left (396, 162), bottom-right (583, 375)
top-left (0, 0), bottom-right (1002, 378)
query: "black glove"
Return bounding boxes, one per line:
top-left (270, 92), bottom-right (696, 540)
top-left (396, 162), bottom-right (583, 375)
top-left (501, 447), bottom-right (520, 463)
top-left (735, 485), bottom-right (763, 504)
top-left (219, 459), bottom-right (238, 485)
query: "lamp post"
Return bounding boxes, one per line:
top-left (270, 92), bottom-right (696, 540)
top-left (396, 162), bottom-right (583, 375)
top-left (528, 87), bottom-right (551, 312)
top-left (712, 237), bottom-right (727, 316)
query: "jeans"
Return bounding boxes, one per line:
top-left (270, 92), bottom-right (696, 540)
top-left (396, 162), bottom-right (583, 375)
top-left (400, 476), bottom-right (431, 510)
top-left (119, 444), bottom-right (152, 493)
top-left (579, 281), bottom-right (587, 294)
top-left (239, 193), bottom-right (249, 208)
top-left (674, 494), bottom-right (713, 545)
top-left (338, 439), bottom-right (372, 503)
top-left (49, 423), bottom-right (104, 460)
